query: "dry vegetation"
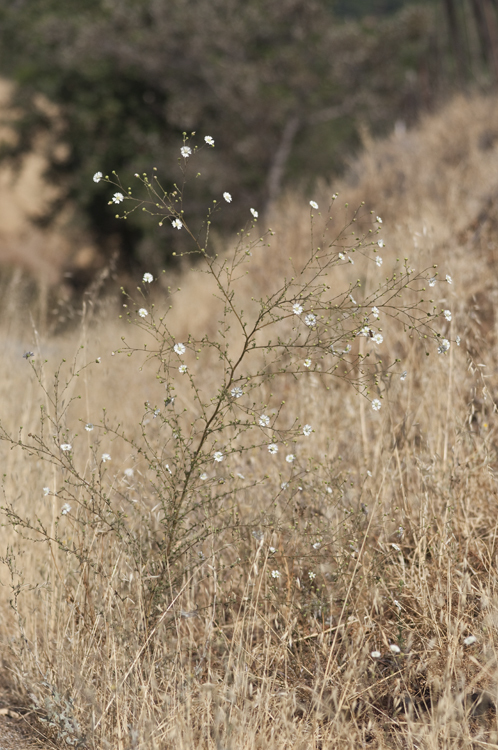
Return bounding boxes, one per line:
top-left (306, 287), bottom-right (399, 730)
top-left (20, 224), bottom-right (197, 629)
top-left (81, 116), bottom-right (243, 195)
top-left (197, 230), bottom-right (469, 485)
top-left (1, 92), bottom-right (498, 750)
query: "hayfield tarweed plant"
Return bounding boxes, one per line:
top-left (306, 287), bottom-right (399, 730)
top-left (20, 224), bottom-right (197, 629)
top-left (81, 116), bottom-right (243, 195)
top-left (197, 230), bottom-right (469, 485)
top-left (0, 132), bottom-right (459, 747)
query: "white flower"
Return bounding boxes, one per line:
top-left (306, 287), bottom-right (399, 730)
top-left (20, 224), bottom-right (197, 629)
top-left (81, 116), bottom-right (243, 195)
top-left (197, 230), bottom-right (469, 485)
top-left (375, 256), bottom-right (383, 267)
top-left (204, 135), bottom-right (214, 146)
top-left (223, 192), bottom-right (232, 203)
top-left (400, 371), bottom-right (407, 381)
top-left (93, 171), bottom-right (103, 183)
top-left (286, 454), bottom-right (295, 463)
top-left (268, 443), bottom-right (278, 454)
top-left (237, 473), bottom-right (245, 479)
top-left (259, 414), bottom-right (270, 427)
top-left (438, 339), bottom-right (450, 354)
top-left (292, 302), bottom-right (303, 315)
top-left (446, 274), bottom-right (453, 284)
top-left (124, 468), bottom-right (134, 478)
top-left (138, 308), bottom-right (148, 318)
top-left (377, 239), bottom-right (385, 248)
top-left (303, 358), bottom-right (312, 368)
top-left (456, 335), bottom-right (461, 346)
top-left (308, 571), bottom-right (316, 580)
top-left (309, 200), bottom-right (319, 210)
top-left (304, 313), bottom-right (317, 327)
top-left (172, 218), bottom-right (183, 230)
top-left (181, 146), bottom-right (192, 158)
top-left (61, 503), bottom-right (71, 516)
top-left (391, 543), bottom-right (401, 552)
top-left (348, 256), bottom-right (354, 264)
top-left (174, 343), bottom-right (186, 355)
top-left (372, 306), bottom-right (380, 318)
top-left (371, 399), bottom-right (381, 411)
top-left (376, 216), bottom-right (382, 224)
top-left (463, 635), bottom-right (477, 646)
top-left (443, 309), bottom-right (451, 321)
top-left (313, 542), bottom-right (321, 550)
top-left (231, 386), bottom-right (243, 399)
top-left (343, 344), bottom-right (352, 354)
top-left (250, 208), bottom-right (258, 218)
top-left (338, 252), bottom-right (345, 260)
top-left (102, 453), bottom-right (111, 462)
top-left (372, 333), bottom-right (383, 345)
top-left (371, 651), bottom-right (382, 659)
top-left (200, 472), bottom-right (208, 481)
top-left (394, 599), bottom-right (402, 611)
top-left (303, 424), bottom-right (312, 437)
top-left (43, 487), bottom-right (50, 496)
top-left (178, 364), bottom-right (188, 374)
top-left (213, 451), bottom-right (224, 462)
top-left (112, 192), bottom-right (124, 204)
top-left (281, 482), bottom-right (289, 490)
top-left (389, 644), bottom-right (401, 654)
top-left (60, 443), bottom-right (72, 452)
top-left (429, 277), bottom-right (436, 287)
top-left (349, 294), bottom-right (357, 305)
top-left (357, 326), bottom-right (370, 337)
top-left (269, 546), bottom-right (276, 554)
top-left (326, 486), bottom-right (332, 493)
top-left (271, 570), bottom-right (280, 579)
top-left (143, 272), bottom-right (153, 283)
top-left (85, 423), bottom-right (94, 431)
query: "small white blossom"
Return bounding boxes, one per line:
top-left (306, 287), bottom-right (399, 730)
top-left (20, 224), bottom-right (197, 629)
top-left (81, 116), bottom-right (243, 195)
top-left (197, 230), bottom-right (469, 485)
top-left (304, 313), bottom-right (317, 327)
top-left (348, 256), bottom-right (354, 264)
top-left (429, 277), bottom-right (436, 287)
top-left (231, 386), bottom-right (243, 399)
top-left (446, 274), bottom-right (453, 284)
top-left (438, 339), bottom-right (450, 354)
top-left (309, 200), bottom-right (319, 209)
top-left (463, 635), bottom-right (477, 646)
top-left (213, 451), bottom-right (224, 463)
top-left (372, 306), bottom-right (380, 317)
top-left (293, 302), bottom-right (303, 315)
top-left (61, 503), bottom-right (71, 516)
top-left (303, 424), bottom-right (312, 437)
top-left (389, 644), bottom-right (401, 654)
top-left (102, 453), bottom-right (111, 463)
top-left (200, 472), bottom-right (208, 481)
top-left (269, 546), bottom-right (276, 554)
top-left (223, 192), bottom-right (232, 203)
top-left (174, 343), bottom-right (186, 355)
top-left (204, 135), bottom-right (214, 146)
top-left (326, 487), bottom-right (332, 493)
top-left (178, 364), bottom-right (188, 374)
top-left (143, 272), bottom-right (153, 283)
top-left (281, 482), bottom-right (289, 490)
top-left (313, 542), bottom-right (321, 550)
top-left (60, 443), bottom-right (72, 452)
top-left (357, 326), bottom-right (370, 337)
top-left (181, 146), bottom-right (192, 158)
top-left (376, 216), bottom-right (382, 224)
top-left (85, 423), bottom-right (94, 431)
top-left (303, 358), bottom-right (312, 368)
top-left (371, 651), bottom-right (382, 659)
top-left (371, 399), bottom-right (382, 411)
top-left (343, 344), bottom-right (352, 354)
top-left (400, 371), bottom-right (407, 381)
top-left (308, 571), bottom-right (316, 580)
top-left (43, 487), bottom-right (50, 496)
top-left (338, 252), bottom-right (345, 260)
top-left (138, 308), bottom-right (148, 318)
top-left (286, 454), bottom-right (295, 463)
top-left (271, 569), bottom-right (280, 579)
top-left (391, 543), bottom-right (401, 552)
top-left (93, 171), bottom-right (103, 183)
top-left (456, 335), bottom-right (461, 346)
top-left (237, 473), bottom-right (245, 479)
top-left (268, 443), bottom-right (278, 454)
top-left (375, 256), bottom-right (383, 267)
top-left (443, 309), bottom-right (451, 321)
top-left (393, 599), bottom-right (402, 610)
top-left (377, 239), bottom-right (385, 248)
top-left (367, 470), bottom-right (372, 477)
top-left (259, 414), bottom-right (270, 427)
top-left (372, 333), bottom-right (383, 345)
top-left (124, 468), bottom-right (134, 478)
top-left (172, 218), bottom-right (183, 230)
top-left (250, 208), bottom-right (258, 218)
top-left (112, 192), bottom-right (124, 204)
top-left (349, 294), bottom-right (357, 305)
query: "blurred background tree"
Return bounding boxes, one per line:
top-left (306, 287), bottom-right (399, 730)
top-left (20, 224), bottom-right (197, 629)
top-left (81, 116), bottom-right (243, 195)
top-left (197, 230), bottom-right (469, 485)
top-left (0, 0), bottom-right (496, 275)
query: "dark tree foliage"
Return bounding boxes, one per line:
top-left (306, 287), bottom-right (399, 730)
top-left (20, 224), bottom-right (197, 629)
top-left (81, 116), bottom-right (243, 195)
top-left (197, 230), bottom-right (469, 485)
top-left (0, 0), bottom-right (456, 269)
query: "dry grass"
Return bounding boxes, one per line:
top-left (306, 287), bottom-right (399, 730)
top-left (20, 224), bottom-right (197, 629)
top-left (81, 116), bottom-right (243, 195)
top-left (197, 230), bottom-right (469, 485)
top-left (1, 92), bottom-right (498, 750)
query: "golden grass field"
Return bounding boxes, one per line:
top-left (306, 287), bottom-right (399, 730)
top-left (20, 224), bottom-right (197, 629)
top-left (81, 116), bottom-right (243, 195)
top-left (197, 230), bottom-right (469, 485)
top-left (1, 91), bottom-right (498, 749)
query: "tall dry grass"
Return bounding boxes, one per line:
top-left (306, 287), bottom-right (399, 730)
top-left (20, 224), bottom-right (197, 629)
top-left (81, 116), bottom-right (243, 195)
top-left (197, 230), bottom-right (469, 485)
top-left (0, 92), bottom-right (498, 750)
